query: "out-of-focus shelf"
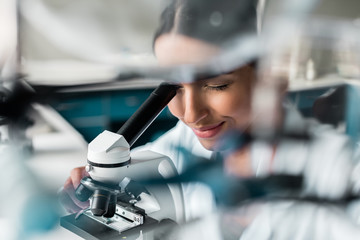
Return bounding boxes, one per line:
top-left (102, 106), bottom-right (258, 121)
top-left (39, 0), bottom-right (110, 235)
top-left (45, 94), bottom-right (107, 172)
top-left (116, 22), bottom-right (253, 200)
top-left (288, 75), bottom-right (349, 92)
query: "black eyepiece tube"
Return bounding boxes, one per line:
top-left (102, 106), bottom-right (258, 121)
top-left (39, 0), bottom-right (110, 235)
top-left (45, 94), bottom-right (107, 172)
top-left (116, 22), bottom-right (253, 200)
top-left (117, 82), bottom-right (180, 147)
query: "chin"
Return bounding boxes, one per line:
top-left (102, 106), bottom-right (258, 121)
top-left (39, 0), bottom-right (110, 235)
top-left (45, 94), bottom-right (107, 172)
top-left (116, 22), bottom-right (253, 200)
top-left (198, 139), bottom-right (217, 151)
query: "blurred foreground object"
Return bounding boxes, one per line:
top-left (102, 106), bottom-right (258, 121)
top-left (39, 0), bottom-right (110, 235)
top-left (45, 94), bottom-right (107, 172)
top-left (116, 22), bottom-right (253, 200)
top-left (0, 0), bottom-right (64, 239)
top-left (0, 145), bottom-right (60, 239)
top-left (230, 3), bottom-right (360, 239)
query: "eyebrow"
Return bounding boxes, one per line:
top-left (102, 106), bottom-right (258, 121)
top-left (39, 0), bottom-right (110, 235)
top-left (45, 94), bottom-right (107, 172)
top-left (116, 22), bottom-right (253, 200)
top-left (193, 69), bottom-right (237, 83)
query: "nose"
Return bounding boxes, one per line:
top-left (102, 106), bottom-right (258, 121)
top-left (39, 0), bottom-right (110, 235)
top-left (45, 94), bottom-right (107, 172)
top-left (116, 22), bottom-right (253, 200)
top-left (182, 88), bottom-right (208, 125)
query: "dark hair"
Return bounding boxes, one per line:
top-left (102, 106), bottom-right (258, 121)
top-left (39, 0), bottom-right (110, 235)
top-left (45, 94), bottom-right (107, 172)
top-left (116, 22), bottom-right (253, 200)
top-left (153, 0), bottom-right (258, 48)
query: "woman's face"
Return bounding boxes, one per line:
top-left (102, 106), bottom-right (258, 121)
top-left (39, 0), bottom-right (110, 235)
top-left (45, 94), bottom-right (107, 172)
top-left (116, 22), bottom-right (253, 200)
top-left (155, 34), bottom-right (256, 150)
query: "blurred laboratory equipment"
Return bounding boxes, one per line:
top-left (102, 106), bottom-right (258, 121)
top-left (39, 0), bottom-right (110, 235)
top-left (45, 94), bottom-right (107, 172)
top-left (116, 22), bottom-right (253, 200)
top-left (0, 1), bottom-right (63, 239)
top-left (0, 1), bottom-right (85, 239)
top-left (222, 0), bottom-right (360, 239)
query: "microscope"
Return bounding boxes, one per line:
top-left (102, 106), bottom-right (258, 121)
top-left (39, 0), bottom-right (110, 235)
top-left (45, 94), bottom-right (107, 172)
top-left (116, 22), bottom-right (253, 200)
top-left (60, 82), bottom-right (185, 239)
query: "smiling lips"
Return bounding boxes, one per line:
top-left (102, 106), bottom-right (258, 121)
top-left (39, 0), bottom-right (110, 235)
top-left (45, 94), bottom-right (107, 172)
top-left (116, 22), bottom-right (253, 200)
top-left (192, 122), bottom-right (225, 139)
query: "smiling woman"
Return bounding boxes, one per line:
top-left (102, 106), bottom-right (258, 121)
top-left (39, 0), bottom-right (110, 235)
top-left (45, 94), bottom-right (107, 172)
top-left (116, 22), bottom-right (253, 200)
top-left (60, 0), bottom-right (261, 221)
top-left (153, 0), bottom-right (258, 151)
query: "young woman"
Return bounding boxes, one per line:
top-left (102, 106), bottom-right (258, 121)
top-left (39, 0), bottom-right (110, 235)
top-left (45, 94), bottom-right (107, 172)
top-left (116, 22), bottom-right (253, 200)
top-left (60, 0), bottom-right (263, 220)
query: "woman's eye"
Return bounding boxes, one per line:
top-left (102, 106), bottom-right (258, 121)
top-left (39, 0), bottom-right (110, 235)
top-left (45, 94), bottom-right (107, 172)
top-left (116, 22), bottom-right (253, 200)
top-left (206, 84), bottom-right (230, 91)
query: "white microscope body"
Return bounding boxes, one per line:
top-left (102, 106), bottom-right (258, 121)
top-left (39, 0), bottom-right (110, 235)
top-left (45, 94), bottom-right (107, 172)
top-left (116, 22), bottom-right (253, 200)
top-left (86, 130), bottom-right (185, 224)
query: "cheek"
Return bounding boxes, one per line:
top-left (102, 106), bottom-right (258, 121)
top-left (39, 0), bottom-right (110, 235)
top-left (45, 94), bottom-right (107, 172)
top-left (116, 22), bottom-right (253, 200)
top-left (209, 89), bottom-right (252, 124)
